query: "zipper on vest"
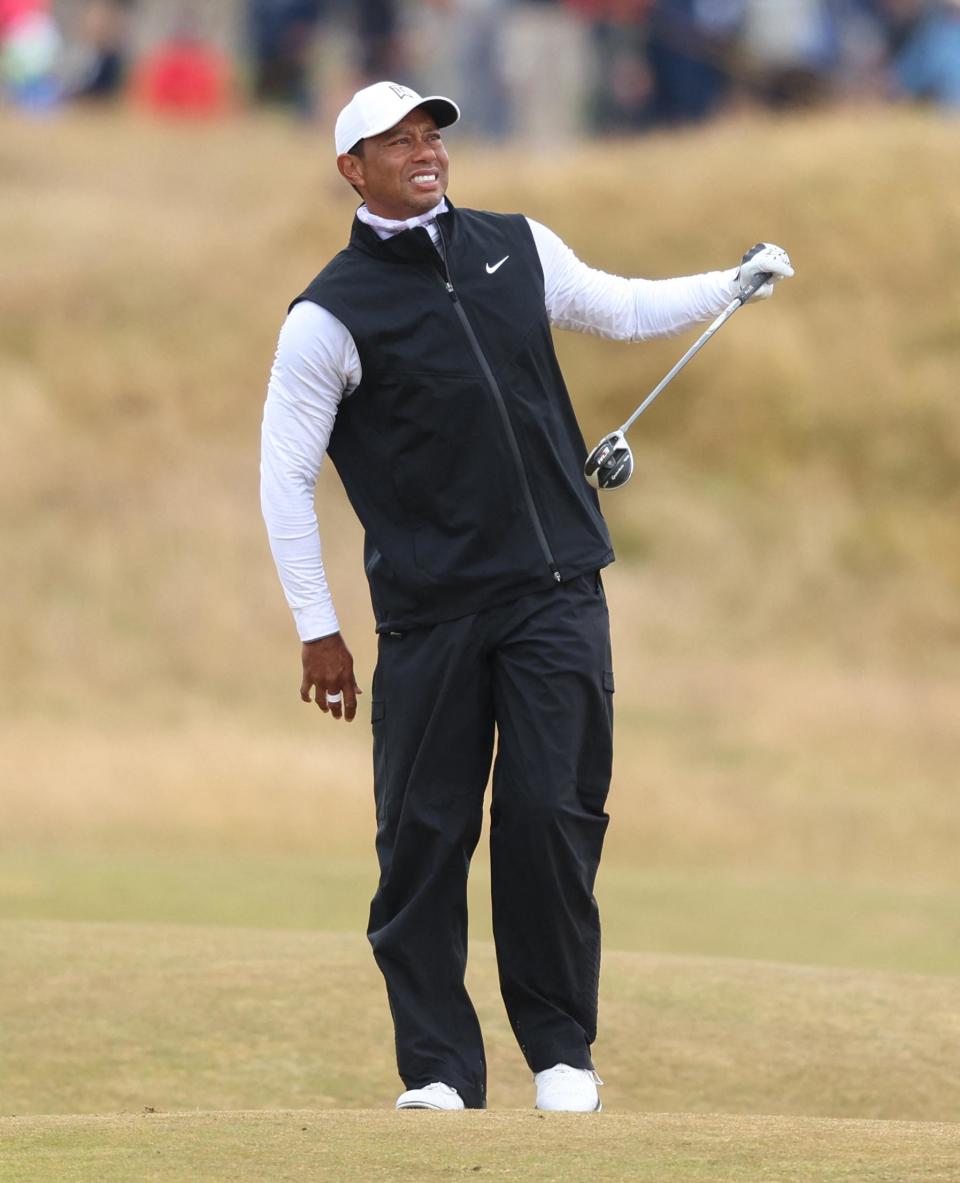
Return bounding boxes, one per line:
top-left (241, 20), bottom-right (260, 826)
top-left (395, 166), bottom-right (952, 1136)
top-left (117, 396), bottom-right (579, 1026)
top-left (434, 233), bottom-right (561, 584)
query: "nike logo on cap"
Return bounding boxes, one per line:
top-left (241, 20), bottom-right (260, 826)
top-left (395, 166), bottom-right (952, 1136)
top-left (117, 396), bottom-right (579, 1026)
top-left (485, 256), bottom-right (509, 275)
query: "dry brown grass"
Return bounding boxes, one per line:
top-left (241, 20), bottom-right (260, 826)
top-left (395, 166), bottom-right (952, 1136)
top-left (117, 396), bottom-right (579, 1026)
top-left (3, 106), bottom-right (959, 703)
top-left (2, 106), bottom-right (959, 902)
top-left (3, 629), bottom-right (959, 884)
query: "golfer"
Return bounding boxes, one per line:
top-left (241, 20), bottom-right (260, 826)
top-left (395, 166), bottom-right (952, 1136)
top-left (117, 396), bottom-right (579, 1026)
top-left (260, 81), bottom-right (793, 1113)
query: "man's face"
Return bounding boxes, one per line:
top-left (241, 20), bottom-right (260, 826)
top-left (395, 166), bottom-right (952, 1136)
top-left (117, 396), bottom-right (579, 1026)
top-left (339, 108), bottom-right (449, 221)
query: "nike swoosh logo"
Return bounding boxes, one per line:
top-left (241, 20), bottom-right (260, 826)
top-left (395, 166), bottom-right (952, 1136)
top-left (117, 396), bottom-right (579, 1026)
top-left (485, 255), bottom-right (509, 275)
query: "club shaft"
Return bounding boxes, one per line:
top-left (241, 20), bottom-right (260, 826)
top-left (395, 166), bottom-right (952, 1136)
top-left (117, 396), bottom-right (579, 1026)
top-left (617, 273), bottom-right (770, 436)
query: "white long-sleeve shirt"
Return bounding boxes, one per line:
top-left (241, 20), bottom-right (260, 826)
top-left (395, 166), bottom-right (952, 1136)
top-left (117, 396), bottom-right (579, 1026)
top-left (261, 199), bottom-right (740, 640)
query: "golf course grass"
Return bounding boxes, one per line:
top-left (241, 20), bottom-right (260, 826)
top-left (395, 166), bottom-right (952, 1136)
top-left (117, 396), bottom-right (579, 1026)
top-left (5, 921), bottom-right (960, 1121)
top-left (4, 920), bottom-right (960, 1181)
top-left (5, 1110), bottom-right (960, 1183)
top-left (3, 104), bottom-right (960, 1179)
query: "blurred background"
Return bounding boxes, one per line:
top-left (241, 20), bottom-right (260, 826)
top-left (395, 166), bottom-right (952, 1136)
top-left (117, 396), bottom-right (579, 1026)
top-left (3, 0), bottom-right (960, 124)
top-left (2, 0), bottom-right (960, 1120)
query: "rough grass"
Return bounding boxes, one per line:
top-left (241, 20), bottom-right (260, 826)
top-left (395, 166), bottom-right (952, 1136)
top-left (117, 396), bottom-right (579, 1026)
top-left (3, 632), bottom-right (960, 882)
top-left (3, 105), bottom-right (960, 1180)
top-left (4, 1110), bottom-right (960, 1183)
top-left (2, 106), bottom-right (960, 728)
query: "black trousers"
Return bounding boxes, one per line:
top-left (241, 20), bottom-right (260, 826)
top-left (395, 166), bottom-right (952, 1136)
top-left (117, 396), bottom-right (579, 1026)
top-left (367, 572), bottom-right (614, 1109)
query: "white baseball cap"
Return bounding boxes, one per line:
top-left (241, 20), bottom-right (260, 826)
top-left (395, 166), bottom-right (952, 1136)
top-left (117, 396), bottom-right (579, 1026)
top-left (334, 81), bottom-right (460, 157)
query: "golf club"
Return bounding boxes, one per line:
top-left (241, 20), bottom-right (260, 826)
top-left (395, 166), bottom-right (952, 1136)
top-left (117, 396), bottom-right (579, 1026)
top-left (584, 270), bottom-right (773, 490)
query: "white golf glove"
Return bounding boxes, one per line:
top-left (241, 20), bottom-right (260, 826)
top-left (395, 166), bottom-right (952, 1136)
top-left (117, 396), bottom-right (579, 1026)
top-left (738, 243), bottom-right (794, 300)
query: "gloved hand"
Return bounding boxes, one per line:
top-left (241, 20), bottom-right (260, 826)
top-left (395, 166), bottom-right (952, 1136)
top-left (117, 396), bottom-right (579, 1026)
top-left (738, 243), bottom-right (794, 300)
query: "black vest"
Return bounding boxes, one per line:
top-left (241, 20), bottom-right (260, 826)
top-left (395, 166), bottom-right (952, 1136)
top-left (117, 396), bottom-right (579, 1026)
top-left (292, 201), bottom-right (614, 632)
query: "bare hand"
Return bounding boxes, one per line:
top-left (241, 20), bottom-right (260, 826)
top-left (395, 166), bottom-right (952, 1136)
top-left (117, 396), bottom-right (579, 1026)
top-left (300, 632), bottom-right (362, 722)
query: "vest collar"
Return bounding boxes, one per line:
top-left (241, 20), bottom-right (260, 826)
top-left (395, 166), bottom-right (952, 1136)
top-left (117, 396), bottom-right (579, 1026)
top-left (357, 198), bottom-right (448, 238)
top-left (349, 198), bottom-right (457, 264)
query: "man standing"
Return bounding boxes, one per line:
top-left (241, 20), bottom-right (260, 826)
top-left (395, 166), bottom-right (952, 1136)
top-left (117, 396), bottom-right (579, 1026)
top-left (260, 81), bottom-right (793, 1113)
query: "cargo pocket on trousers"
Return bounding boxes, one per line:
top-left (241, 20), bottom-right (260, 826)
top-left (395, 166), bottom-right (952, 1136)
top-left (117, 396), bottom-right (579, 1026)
top-left (371, 698), bottom-right (387, 825)
top-left (602, 670), bottom-right (615, 728)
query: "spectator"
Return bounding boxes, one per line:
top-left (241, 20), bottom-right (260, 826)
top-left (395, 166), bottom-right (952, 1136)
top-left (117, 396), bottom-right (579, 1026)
top-left (890, 0), bottom-right (960, 108)
top-left (497, 0), bottom-right (592, 143)
top-left (0, 0), bottom-right (61, 110)
top-left (564, 0), bottom-right (653, 133)
top-left (131, 12), bottom-right (232, 117)
top-left (645, 0), bottom-right (740, 125)
top-left (872, 0), bottom-right (926, 49)
top-left (830, 0), bottom-right (890, 97)
top-left (354, 0), bottom-right (404, 82)
top-left (411, 0), bottom-right (510, 139)
top-left (740, 0), bottom-right (841, 107)
top-left (62, 0), bottom-right (134, 101)
top-left (247, 0), bottom-right (323, 113)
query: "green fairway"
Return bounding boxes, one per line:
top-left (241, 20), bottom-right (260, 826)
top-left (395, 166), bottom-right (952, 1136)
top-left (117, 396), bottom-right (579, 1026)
top-left (3, 1110), bottom-right (959, 1183)
top-left (3, 851), bottom-right (960, 977)
top-left (4, 921), bottom-right (960, 1122)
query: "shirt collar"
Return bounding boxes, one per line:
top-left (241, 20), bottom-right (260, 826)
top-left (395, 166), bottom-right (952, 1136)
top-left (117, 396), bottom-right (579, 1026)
top-left (356, 198), bottom-right (448, 240)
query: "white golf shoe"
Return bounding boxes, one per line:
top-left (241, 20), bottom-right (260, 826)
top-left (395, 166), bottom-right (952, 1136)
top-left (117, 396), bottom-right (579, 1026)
top-left (534, 1064), bottom-right (603, 1112)
top-left (395, 1082), bottom-right (465, 1110)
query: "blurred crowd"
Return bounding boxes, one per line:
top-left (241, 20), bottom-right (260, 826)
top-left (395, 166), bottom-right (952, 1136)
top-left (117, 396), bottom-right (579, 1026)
top-left (1, 0), bottom-right (959, 132)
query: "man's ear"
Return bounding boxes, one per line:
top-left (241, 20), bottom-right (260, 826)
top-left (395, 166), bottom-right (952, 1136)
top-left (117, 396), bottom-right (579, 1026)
top-left (338, 153), bottom-right (364, 191)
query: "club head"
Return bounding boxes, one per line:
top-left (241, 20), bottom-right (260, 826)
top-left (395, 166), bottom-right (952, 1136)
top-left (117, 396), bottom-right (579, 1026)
top-left (584, 431), bottom-right (634, 490)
